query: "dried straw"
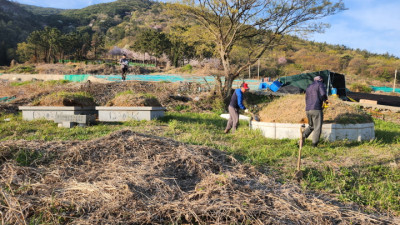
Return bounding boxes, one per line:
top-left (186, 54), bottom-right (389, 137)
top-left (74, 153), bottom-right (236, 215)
top-left (259, 94), bottom-right (372, 124)
top-left (0, 130), bottom-right (395, 224)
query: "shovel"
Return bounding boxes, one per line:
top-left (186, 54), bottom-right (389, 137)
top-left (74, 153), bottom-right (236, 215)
top-left (294, 124), bottom-right (305, 181)
top-left (248, 111), bottom-right (260, 129)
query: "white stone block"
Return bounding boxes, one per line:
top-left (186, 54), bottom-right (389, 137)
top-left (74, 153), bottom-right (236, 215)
top-left (96, 107), bottom-right (166, 122)
top-left (19, 106), bottom-right (97, 121)
top-left (250, 121), bottom-right (375, 142)
top-left (220, 114), bottom-right (251, 121)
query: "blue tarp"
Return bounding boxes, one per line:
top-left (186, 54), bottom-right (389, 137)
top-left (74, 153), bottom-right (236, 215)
top-left (371, 86), bottom-right (400, 93)
top-left (0, 96), bottom-right (16, 103)
top-left (64, 75), bottom-right (90, 82)
top-left (62, 74), bottom-right (260, 89)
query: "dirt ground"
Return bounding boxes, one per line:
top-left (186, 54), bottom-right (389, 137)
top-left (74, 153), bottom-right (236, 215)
top-left (0, 130), bottom-right (396, 224)
top-left (258, 94), bottom-right (373, 124)
top-left (0, 80), bottom-right (213, 114)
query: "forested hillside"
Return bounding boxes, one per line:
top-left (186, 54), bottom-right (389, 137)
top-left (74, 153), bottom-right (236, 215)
top-left (0, 0), bottom-right (43, 65)
top-left (1, 0), bottom-right (399, 84)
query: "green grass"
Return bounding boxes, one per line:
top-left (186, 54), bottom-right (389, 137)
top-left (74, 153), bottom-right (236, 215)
top-left (0, 113), bottom-right (120, 141)
top-left (159, 113), bottom-right (400, 215)
top-left (10, 81), bottom-right (35, 86)
top-left (40, 80), bottom-right (71, 86)
top-left (1, 111), bottom-right (399, 215)
top-left (7, 65), bottom-right (37, 74)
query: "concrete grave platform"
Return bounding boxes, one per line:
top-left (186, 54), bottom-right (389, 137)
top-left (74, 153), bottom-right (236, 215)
top-left (19, 106), bottom-right (97, 121)
top-left (250, 121), bottom-right (375, 142)
top-left (96, 107), bottom-right (166, 122)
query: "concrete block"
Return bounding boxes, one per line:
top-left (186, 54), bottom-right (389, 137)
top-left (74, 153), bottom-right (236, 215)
top-left (59, 121), bottom-right (75, 128)
top-left (250, 121), bottom-right (375, 142)
top-left (19, 106), bottom-right (97, 121)
top-left (360, 99), bottom-right (378, 105)
top-left (96, 107), bottom-right (166, 122)
top-left (54, 114), bottom-right (96, 124)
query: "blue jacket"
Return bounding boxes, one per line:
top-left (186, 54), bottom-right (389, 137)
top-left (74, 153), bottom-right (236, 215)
top-left (305, 81), bottom-right (327, 111)
top-left (229, 88), bottom-right (246, 110)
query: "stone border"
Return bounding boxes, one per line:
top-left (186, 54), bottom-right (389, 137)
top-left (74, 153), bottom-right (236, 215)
top-left (250, 121), bottom-right (375, 141)
top-left (220, 114), bottom-right (251, 121)
top-left (19, 106), bottom-right (97, 121)
top-left (96, 107), bottom-right (166, 122)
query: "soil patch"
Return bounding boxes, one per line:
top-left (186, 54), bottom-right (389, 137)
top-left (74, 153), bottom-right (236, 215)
top-left (259, 94), bottom-right (373, 124)
top-left (106, 91), bottom-right (161, 107)
top-left (0, 130), bottom-right (394, 224)
top-left (33, 91), bottom-right (96, 106)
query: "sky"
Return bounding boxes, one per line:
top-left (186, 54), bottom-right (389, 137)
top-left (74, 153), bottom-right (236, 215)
top-left (12, 0), bottom-right (400, 58)
top-left (310, 0), bottom-right (400, 57)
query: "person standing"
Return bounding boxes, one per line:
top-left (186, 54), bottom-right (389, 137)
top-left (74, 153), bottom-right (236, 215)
top-left (303, 76), bottom-right (328, 147)
top-left (119, 54), bottom-right (129, 81)
top-left (224, 83), bottom-right (249, 133)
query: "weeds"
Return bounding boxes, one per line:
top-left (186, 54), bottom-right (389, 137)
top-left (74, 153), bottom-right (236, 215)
top-left (10, 81), bottom-right (34, 86)
top-left (349, 83), bottom-right (373, 93)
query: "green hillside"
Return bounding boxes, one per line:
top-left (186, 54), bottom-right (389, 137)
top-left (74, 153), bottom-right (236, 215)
top-left (0, 0), bottom-right (43, 65)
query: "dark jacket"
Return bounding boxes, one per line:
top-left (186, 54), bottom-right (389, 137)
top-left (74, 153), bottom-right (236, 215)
top-left (305, 81), bottom-right (327, 111)
top-left (229, 88), bottom-right (246, 110)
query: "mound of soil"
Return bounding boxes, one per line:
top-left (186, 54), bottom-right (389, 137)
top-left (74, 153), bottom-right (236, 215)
top-left (259, 94), bottom-right (373, 124)
top-left (106, 92), bottom-right (162, 107)
top-left (0, 130), bottom-right (393, 224)
top-left (33, 91), bottom-right (96, 106)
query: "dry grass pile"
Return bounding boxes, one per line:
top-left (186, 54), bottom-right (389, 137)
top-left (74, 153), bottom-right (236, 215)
top-left (259, 94), bottom-right (373, 124)
top-left (33, 91), bottom-right (96, 106)
top-left (106, 90), bottom-right (161, 107)
top-left (83, 81), bottom-right (212, 111)
top-left (0, 130), bottom-right (394, 224)
top-left (0, 80), bottom-right (212, 112)
top-left (0, 80), bottom-right (78, 102)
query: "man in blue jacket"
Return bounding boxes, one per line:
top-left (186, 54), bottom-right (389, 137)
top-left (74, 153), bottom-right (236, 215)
top-left (224, 83), bottom-right (249, 133)
top-left (303, 76), bottom-right (328, 147)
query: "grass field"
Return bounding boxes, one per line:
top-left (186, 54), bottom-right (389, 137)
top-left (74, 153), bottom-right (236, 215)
top-left (1, 111), bottom-right (399, 216)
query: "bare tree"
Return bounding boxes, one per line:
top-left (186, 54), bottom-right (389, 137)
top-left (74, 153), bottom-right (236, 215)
top-left (169, 0), bottom-right (345, 101)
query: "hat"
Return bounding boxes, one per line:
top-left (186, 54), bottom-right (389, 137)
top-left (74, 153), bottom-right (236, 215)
top-left (241, 83), bottom-right (249, 89)
top-left (314, 76), bottom-right (323, 81)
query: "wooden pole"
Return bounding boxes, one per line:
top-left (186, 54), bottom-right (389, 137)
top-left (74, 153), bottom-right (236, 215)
top-left (257, 59), bottom-right (260, 80)
top-left (394, 69), bottom-right (397, 93)
top-left (249, 65), bottom-right (251, 79)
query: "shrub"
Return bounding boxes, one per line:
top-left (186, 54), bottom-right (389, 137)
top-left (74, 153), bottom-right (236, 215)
top-left (181, 64), bottom-right (193, 73)
top-left (349, 83), bottom-right (373, 93)
top-left (7, 65), bottom-right (37, 74)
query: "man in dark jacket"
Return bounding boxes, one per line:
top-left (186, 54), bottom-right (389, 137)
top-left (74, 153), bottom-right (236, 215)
top-left (119, 54), bottom-right (129, 81)
top-left (224, 83), bottom-right (249, 133)
top-left (303, 76), bottom-right (328, 147)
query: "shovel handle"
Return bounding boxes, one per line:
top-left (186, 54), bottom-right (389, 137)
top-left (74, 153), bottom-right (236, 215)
top-left (297, 125), bottom-right (305, 171)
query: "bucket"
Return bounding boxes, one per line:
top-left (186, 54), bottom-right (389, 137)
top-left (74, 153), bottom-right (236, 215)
top-left (331, 88), bottom-right (338, 96)
top-left (259, 82), bottom-right (269, 90)
top-left (269, 80), bottom-right (282, 92)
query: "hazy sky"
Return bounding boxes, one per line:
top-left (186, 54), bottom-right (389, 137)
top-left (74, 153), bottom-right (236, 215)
top-left (13, 0), bottom-right (400, 57)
